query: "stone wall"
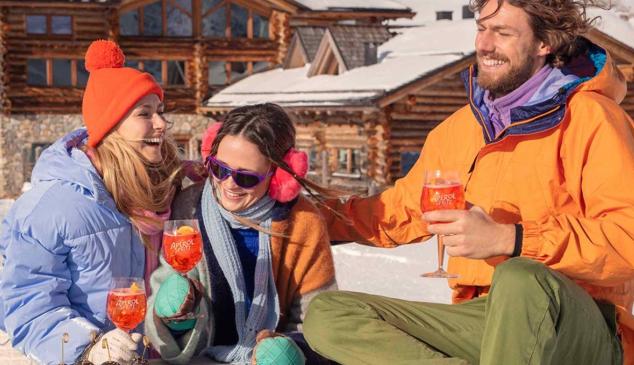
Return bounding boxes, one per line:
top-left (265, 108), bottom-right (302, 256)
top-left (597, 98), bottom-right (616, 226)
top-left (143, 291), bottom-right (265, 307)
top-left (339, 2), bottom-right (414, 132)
top-left (0, 113), bottom-right (212, 198)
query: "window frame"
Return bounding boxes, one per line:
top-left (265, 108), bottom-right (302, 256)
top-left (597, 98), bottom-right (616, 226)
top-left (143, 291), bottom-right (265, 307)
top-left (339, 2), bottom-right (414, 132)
top-left (125, 59), bottom-right (189, 88)
top-left (25, 14), bottom-right (73, 36)
top-left (26, 58), bottom-right (86, 88)
top-left (118, 0), bottom-right (270, 39)
top-left (332, 147), bottom-right (362, 178)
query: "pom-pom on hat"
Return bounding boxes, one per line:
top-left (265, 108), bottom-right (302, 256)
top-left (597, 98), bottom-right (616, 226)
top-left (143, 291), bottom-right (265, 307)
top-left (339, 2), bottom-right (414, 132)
top-left (82, 40), bottom-right (164, 147)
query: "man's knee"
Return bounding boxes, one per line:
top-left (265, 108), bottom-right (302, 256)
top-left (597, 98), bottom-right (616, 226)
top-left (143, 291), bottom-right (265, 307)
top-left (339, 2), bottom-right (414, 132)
top-left (492, 257), bottom-right (557, 295)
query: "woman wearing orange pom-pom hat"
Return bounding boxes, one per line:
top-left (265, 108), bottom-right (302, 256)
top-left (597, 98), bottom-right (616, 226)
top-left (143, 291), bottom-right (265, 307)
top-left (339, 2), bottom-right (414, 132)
top-left (0, 40), bottom-right (184, 364)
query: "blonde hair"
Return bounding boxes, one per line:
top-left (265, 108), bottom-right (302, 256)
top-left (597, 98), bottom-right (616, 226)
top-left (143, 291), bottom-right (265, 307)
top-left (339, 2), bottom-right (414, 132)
top-left (87, 133), bottom-right (182, 245)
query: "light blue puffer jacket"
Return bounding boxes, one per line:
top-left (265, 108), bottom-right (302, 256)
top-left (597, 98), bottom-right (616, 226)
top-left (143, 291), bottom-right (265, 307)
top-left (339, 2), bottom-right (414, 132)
top-left (0, 129), bottom-right (145, 364)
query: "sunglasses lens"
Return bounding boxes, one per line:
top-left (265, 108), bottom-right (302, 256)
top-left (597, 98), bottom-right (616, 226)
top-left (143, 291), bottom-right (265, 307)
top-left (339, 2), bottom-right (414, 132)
top-left (234, 172), bottom-right (262, 189)
top-left (209, 160), bottom-right (231, 181)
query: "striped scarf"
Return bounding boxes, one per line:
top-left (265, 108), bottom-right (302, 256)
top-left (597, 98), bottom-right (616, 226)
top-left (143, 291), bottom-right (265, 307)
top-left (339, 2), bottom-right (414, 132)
top-left (201, 180), bottom-right (280, 364)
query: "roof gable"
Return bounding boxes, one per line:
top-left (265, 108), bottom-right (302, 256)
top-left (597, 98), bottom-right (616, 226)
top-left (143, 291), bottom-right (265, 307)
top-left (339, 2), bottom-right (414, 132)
top-left (307, 25), bottom-right (391, 76)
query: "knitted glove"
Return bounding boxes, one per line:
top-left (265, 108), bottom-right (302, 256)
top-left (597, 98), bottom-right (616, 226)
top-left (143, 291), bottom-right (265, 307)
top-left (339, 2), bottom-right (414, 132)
top-left (154, 273), bottom-right (204, 331)
top-left (87, 329), bottom-right (142, 364)
top-left (252, 330), bottom-right (306, 365)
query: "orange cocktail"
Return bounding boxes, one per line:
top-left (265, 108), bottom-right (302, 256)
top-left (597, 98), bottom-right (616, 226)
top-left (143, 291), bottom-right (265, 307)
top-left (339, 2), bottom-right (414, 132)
top-left (420, 170), bottom-right (465, 278)
top-left (107, 280), bottom-right (146, 332)
top-left (162, 220), bottom-right (203, 274)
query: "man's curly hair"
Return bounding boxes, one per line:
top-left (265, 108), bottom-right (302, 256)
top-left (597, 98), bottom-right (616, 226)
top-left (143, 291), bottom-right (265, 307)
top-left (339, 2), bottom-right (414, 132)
top-left (469, 0), bottom-right (611, 67)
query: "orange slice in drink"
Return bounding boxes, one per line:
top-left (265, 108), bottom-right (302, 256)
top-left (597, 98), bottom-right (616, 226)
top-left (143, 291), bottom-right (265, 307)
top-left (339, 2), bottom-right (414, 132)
top-left (130, 282), bottom-right (141, 292)
top-left (176, 225), bottom-right (196, 235)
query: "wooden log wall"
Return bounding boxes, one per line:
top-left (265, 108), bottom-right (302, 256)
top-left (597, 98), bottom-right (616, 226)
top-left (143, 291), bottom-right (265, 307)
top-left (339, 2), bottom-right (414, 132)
top-left (0, 7), bottom-right (9, 114)
top-left (4, 5), bottom-right (110, 113)
top-left (2, 2), bottom-right (286, 115)
top-left (387, 72), bottom-right (468, 181)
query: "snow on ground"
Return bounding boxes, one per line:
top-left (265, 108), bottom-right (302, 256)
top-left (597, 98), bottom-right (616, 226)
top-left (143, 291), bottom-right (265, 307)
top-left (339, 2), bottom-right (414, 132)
top-left (333, 238), bottom-right (452, 303)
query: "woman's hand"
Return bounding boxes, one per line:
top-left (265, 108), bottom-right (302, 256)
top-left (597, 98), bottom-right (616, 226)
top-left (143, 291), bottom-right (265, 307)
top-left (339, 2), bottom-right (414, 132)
top-left (87, 329), bottom-right (142, 364)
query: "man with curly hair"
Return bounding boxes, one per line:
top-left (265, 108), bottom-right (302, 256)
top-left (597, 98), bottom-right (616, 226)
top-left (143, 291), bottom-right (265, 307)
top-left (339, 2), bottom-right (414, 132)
top-left (303, 1), bottom-right (634, 364)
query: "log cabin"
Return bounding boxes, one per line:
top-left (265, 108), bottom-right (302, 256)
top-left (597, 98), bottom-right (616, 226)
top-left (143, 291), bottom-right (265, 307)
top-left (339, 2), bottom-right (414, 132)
top-left (0, 0), bottom-right (414, 197)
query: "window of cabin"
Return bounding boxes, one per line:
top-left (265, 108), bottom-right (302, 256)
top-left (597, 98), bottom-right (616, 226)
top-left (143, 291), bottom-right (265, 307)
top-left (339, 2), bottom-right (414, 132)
top-left (253, 61), bottom-right (271, 73)
top-left (462, 5), bottom-right (475, 19)
top-left (51, 16), bottom-right (72, 35)
top-left (26, 15), bottom-right (72, 35)
top-left (26, 59), bottom-right (47, 86)
top-left (120, 10), bottom-right (139, 36)
top-left (143, 2), bottom-right (162, 36)
top-left (230, 62), bottom-right (248, 83)
top-left (436, 11), bottom-right (453, 21)
top-left (201, 0), bottom-right (268, 39)
top-left (52, 59), bottom-right (71, 87)
top-left (143, 60), bottom-right (163, 83)
top-left (126, 60), bottom-right (187, 87)
top-left (26, 15), bottom-right (46, 34)
top-left (253, 13), bottom-right (269, 39)
top-left (400, 151), bottom-right (420, 176)
top-left (202, 0), bottom-right (225, 37)
top-left (167, 61), bottom-right (186, 85)
top-left (173, 136), bottom-right (191, 159)
top-left (77, 60), bottom-right (89, 87)
top-left (28, 58), bottom-right (89, 88)
top-left (334, 148), bottom-right (361, 177)
top-left (208, 61), bottom-right (226, 85)
top-left (125, 60), bottom-right (140, 69)
top-left (230, 3), bottom-right (248, 38)
top-left (167, 0), bottom-right (193, 36)
top-left (120, 0), bottom-right (193, 37)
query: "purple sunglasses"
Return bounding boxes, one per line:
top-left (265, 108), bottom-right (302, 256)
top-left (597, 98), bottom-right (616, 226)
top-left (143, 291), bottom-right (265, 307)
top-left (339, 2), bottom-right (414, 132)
top-left (205, 156), bottom-right (273, 189)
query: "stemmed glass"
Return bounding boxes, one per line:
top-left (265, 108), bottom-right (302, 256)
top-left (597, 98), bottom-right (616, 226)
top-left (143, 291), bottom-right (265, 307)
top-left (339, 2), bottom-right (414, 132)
top-left (162, 219), bottom-right (203, 275)
top-left (106, 277), bottom-right (147, 332)
top-left (420, 170), bottom-right (465, 278)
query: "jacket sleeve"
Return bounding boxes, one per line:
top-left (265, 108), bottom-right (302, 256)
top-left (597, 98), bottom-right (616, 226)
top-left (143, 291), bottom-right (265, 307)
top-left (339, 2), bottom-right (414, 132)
top-left (1, 228), bottom-right (99, 364)
top-left (520, 94), bottom-right (634, 286)
top-left (283, 207), bottom-right (338, 332)
top-left (320, 130), bottom-right (441, 247)
top-left (145, 255), bottom-right (210, 365)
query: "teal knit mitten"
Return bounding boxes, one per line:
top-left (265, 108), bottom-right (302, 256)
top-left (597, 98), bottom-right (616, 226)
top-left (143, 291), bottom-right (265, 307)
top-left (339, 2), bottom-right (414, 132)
top-left (154, 273), bottom-right (201, 331)
top-left (254, 336), bottom-right (306, 365)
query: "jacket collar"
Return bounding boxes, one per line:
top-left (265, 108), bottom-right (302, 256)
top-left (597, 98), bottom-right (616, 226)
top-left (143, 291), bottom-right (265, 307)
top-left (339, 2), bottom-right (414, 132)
top-left (462, 41), bottom-right (608, 144)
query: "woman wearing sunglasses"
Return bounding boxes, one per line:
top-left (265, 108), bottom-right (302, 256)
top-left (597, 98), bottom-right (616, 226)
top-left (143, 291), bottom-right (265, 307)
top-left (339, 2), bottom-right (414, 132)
top-left (0, 40), bottom-right (185, 364)
top-left (145, 103), bottom-right (338, 365)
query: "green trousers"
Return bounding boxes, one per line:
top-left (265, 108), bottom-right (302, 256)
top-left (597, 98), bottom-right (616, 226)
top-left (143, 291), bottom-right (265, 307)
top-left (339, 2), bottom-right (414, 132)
top-left (304, 258), bottom-right (623, 365)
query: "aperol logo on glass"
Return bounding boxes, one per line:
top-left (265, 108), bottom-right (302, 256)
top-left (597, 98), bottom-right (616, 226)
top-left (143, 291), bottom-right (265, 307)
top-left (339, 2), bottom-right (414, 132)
top-left (430, 191), bottom-right (456, 207)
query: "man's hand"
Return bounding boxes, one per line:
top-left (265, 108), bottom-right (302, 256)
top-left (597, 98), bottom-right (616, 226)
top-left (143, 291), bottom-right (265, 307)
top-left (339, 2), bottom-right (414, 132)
top-left (423, 205), bottom-right (516, 259)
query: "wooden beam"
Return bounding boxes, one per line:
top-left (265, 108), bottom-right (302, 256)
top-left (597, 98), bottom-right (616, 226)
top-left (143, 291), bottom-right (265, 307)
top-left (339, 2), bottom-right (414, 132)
top-left (0, 1), bottom-right (109, 9)
top-left (585, 28), bottom-right (634, 64)
top-left (619, 65), bottom-right (634, 82)
top-left (119, 0), bottom-right (158, 14)
top-left (247, 8), bottom-right (253, 39)
top-left (378, 54), bottom-right (475, 108)
top-left (192, 0), bottom-right (201, 37)
top-left (293, 10), bottom-right (414, 21)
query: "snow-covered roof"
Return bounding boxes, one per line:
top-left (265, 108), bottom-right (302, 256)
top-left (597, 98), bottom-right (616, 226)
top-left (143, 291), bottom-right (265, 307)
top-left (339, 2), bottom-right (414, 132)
top-left (588, 7), bottom-right (634, 49)
top-left (205, 20), bottom-right (476, 108)
top-left (391, 0), bottom-right (634, 51)
top-left (294, 0), bottom-right (410, 11)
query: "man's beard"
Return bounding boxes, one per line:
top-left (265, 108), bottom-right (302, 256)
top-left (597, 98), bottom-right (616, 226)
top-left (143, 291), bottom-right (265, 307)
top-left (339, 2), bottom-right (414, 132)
top-left (476, 52), bottom-right (539, 98)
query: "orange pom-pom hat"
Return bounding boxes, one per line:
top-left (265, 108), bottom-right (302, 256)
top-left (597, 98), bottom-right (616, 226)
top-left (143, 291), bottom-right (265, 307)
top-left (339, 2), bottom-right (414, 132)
top-left (82, 40), bottom-right (164, 147)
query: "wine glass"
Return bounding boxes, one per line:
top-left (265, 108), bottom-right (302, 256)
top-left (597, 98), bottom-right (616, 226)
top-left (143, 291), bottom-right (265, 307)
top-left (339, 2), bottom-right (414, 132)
top-left (420, 170), bottom-right (465, 278)
top-left (162, 219), bottom-right (203, 275)
top-left (106, 277), bottom-right (147, 332)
